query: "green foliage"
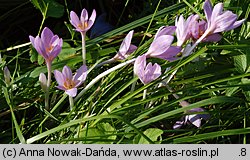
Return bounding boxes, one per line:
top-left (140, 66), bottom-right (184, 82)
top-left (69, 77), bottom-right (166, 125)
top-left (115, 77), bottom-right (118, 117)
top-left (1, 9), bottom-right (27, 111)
top-left (137, 128), bottom-right (163, 144)
top-left (31, 0), bottom-right (64, 18)
top-left (0, 0), bottom-right (250, 144)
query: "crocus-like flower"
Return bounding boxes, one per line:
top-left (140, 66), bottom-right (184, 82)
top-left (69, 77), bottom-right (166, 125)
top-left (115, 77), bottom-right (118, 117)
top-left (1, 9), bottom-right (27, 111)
top-left (70, 8), bottom-right (96, 33)
top-left (203, 0), bottom-right (245, 35)
top-left (39, 73), bottom-right (47, 92)
top-left (113, 30), bottom-right (137, 60)
top-left (54, 65), bottom-right (87, 97)
top-left (173, 107), bottom-right (210, 129)
top-left (4, 66), bottom-right (11, 85)
top-left (190, 14), bottom-right (222, 42)
top-left (29, 27), bottom-right (63, 63)
top-left (145, 34), bottom-right (181, 61)
top-left (175, 15), bottom-right (193, 46)
top-left (134, 54), bottom-right (161, 85)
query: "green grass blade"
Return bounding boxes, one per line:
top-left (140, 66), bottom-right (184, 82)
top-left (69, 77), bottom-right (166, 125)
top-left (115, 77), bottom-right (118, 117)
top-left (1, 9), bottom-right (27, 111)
top-left (128, 96), bottom-right (242, 131)
top-left (27, 115), bottom-right (153, 144)
top-left (173, 127), bottom-right (250, 143)
top-left (2, 87), bottom-right (26, 144)
top-left (86, 2), bottom-right (185, 47)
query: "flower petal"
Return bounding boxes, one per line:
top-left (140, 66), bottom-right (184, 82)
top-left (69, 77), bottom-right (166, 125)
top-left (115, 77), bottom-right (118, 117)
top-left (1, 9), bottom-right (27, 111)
top-left (134, 54), bottom-right (146, 78)
top-left (73, 65), bottom-right (88, 83)
top-left (50, 44), bottom-right (62, 60)
top-left (211, 3), bottom-right (224, 24)
top-left (151, 46), bottom-right (181, 61)
top-left (173, 121), bottom-right (184, 129)
top-left (203, 33), bottom-right (222, 42)
top-left (146, 35), bottom-right (174, 57)
top-left (70, 11), bottom-right (81, 29)
top-left (56, 85), bottom-right (66, 91)
top-left (65, 88), bottom-right (78, 97)
top-left (203, 0), bottom-right (213, 23)
top-left (155, 26), bottom-right (176, 39)
top-left (176, 15), bottom-right (193, 46)
top-left (88, 9), bottom-right (96, 28)
top-left (62, 66), bottom-right (73, 80)
top-left (128, 44), bottom-right (137, 54)
top-left (141, 62), bottom-right (161, 84)
top-left (41, 27), bottom-right (53, 45)
top-left (54, 70), bottom-right (65, 86)
top-left (225, 19), bottom-right (245, 31)
top-left (80, 8), bottom-right (88, 22)
top-left (34, 37), bottom-right (47, 59)
top-left (29, 36), bottom-right (35, 47)
top-left (188, 114), bottom-right (202, 128)
top-left (213, 11), bottom-right (237, 33)
top-left (118, 30), bottom-right (134, 56)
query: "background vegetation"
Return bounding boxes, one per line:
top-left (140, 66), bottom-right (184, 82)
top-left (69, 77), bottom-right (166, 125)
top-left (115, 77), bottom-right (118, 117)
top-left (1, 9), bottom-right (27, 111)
top-left (0, 0), bottom-right (250, 144)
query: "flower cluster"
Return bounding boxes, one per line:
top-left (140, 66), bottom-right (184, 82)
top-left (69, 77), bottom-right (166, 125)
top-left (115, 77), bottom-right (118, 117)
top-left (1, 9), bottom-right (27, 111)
top-left (133, 0), bottom-right (244, 86)
top-left (28, 0), bottom-right (244, 129)
top-left (29, 8), bottom-right (96, 110)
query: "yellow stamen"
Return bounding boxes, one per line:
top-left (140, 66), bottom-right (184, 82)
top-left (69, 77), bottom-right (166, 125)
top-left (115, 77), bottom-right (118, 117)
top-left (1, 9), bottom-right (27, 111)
top-left (78, 21), bottom-right (88, 30)
top-left (46, 45), bottom-right (53, 53)
top-left (63, 79), bottom-right (75, 89)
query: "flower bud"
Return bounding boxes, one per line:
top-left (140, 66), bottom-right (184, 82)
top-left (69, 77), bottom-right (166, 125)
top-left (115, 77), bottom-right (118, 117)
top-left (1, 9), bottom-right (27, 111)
top-left (4, 66), bottom-right (11, 85)
top-left (39, 73), bottom-right (47, 92)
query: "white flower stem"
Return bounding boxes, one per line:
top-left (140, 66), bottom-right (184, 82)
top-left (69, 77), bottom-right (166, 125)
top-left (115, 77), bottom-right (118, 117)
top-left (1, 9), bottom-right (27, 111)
top-left (74, 58), bottom-right (136, 102)
top-left (143, 88), bottom-right (147, 100)
top-left (165, 69), bottom-right (178, 85)
top-left (45, 61), bottom-right (52, 110)
top-left (69, 96), bottom-right (74, 111)
top-left (81, 32), bottom-right (86, 65)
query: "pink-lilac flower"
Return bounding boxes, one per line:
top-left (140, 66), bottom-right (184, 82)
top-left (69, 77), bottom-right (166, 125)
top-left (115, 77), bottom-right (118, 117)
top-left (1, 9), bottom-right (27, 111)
top-left (190, 14), bottom-right (222, 42)
top-left (175, 15), bottom-right (193, 46)
top-left (70, 8), bottom-right (96, 33)
top-left (173, 107), bottom-right (210, 129)
top-left (203, 0), bottom-right (245, 35)
top-left (29, 27), bottom-right (63, 63)
top-left (113, 30), bottom-right (137, 60)
top-left (54, 65), bottom-right (87, 97)
top-left (145, 34), bottom-right (181, 61)
top-left (134, 54), bottom-right (161, 85)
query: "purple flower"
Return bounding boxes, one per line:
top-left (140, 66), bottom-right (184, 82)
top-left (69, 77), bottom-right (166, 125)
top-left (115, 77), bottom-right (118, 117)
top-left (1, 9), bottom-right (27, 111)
top-left (190, 14), bottom-right (222, 42)
top-left (154, 26), bottom-right (176, 39)
top-left (70, 9), bottom-right (96, 33)
top-left (134, 54), bottom-right (161, 85)
top-left (54, 65), bottom-right (87, 97)
top-left (175, 15), bottom-right (193, 46)
top-left (173, 107), bottom-right (210, 129)
top-left (203, 0), bottom-right (245, 34)
top-left (29, 27), bottom-right (63, 63)
top-left (113, 30), bottom-right (137, 60)
top-left (145, 34), bottom-right (181, 61)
